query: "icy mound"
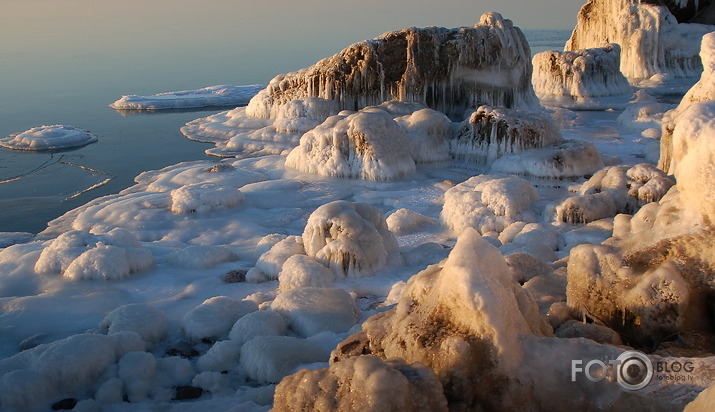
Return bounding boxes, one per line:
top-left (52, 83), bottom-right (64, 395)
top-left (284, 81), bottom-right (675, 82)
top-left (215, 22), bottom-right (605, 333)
top-left (170, 182), bottom-right (244, 214)
top-left (490, 140), bottom-right (604, 179)
top-left (109, 84), bottom-right (263, 111)
top-left (34, 228), bottom-right (153, 280)
top-left (273, 355), bottom-right (448, 412)
top-left (247, 12), bottom-right (538, 121)
top-left (302, 201), bottom-right (398, 278)
top-left (285, 106), bottom-right (416, 181)
top-left (271, 287), bottom-right (359, 337)
top-left (554, 163), bottom-right (674, 224)
top-left (182, 296), bottom-right (258, 342)
top-left (240, 336), bottom-right (326, 384)
top-left (394, 108), bottom-right (452, 163)
top-left (278, 255), bottom-right (336, 291)
top-left (660, 32), bottom-right (715, 172)
top-left (451, 105), bottom-right (562, 164)
top-left (566, 0), bottom-right (714, 82)
top-left (532, 44), bottom-right (632, 109)
top-left (0, 125), bottom-right (98, 151)
top-left (442, 175), bottom-right (539, 235)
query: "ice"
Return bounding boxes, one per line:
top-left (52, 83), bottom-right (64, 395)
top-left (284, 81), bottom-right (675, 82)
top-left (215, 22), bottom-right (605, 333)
top-left (99, 303), bottom-right (168, 345)
top-left (0, 125), bottom-right (98, 151)
top-left (394, 108), bottom-right (452, 163)
top-left (385, 208), bottom-right (435, 234)
top-left (302, 201), bottom-right (398, 278)
top-left (246, 12), bottom-right (538, 122)
top-left (182, 296), bottom-right (258, 342)
top-left (451, 105), bottom-right (563, 164)
top-left (168, 245), bottom-right (238, 268)
top-left (240, 336), bottom-right (327, 384)
top-left (271, 287), bottom-right (359, 337)
top-left (170, 182), bottom-right (244, 214)
top-left (285, 106), bottom-right (417, 181)
top-left (442, 175), bottom-right (539, 236)
top-left (490, 140), bottom-right (604, 179)
top-left (278, 254), bottom-right (336, 291)
top-left (566, 0), bottom-right (714, 82)
top-left (532, 44), bottom-right (633, 109)
top-left (228, 310), bottom-right (288, 346)
top-left (196, 340), bottom-right (241, 372)
top-left (272, 355), bottom-right (448, 412)
top-left (109, 84), bottom-right (264, 111)
top-left (118, 351), bottom-right (157, 402)
top-left (247, 236), bottom-right (305, 283)
top-left (685, 381), bottom-right (715, 411)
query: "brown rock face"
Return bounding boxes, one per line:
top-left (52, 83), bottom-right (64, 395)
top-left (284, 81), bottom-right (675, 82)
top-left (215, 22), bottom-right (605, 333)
top-left (247, 12), bottom-right (538, 121)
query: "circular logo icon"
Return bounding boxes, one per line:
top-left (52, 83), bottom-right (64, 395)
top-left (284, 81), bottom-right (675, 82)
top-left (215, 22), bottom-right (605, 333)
top-left (616, 351), bottom-right (653, 390)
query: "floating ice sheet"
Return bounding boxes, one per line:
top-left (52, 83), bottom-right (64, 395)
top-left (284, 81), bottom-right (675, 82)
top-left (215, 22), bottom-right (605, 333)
top-left (109, 84), bottom-right (264, 111)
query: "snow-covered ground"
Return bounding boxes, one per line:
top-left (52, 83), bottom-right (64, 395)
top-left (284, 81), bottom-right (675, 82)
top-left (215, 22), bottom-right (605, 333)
top-left (110, 85), bottom-right (264, 111)
top-left (1, 11), bottom-right (715, 412)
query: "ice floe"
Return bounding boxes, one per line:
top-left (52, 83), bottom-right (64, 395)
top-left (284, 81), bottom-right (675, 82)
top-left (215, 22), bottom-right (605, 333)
top-left (0, 125), bottom-right (98, 151)
top-left (109, 84), bottom-right (263, 111)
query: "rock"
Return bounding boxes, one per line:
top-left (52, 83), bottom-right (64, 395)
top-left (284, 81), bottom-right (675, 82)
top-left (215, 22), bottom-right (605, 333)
top-left (51, 398), bottom-right (78, 410)
top-left (555, 320), bottom-right (623, 345)
top-left (222, 269), bottom-right (247, 283)
top-left (172, 385), bottom-right (203, 401)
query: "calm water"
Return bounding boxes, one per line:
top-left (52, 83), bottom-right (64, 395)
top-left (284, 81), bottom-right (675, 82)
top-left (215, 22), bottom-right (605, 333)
top-left (0, 28), bottom-right (570, 233)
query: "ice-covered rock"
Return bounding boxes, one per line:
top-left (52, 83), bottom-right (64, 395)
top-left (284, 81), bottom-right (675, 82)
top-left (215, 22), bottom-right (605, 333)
top-left (554, 163), bottom-right (674, 224)
top-left (247, 236), bottom-right (305, 283)
top-left (490, 140), bottom-right (604, 179)
top-left (302, 201), bottom-right (398, 278)
top-left (386, 208), bottom-right (435, 234)
top-left (109, 84), bottom-right (263, 111)
top-left (240, 336), bottom-right (326, 384)
top-left (99, 303), bottom-right (168, 345)
top-left (285, 106), bottom-right (417, 181)
top-left (442, 175), bottom-right (539, 235)
top-left (660, 32), bottom-right (715, 172)
top-left (394, 108), bottom-right (452, 163)
top-left (685, 380), bottom-right (715, 412)
top-left (532, 44), bottom-right (632, 109)
top-left (278, 255), bottom-right (336, 291)
top-left (451, 105), bottom-right (562, 164)
top-left (182, 296), bottom-right (258, 342)
top-left (228, 310), bottom-right (288, 346)
top-left (167, 245), bottom-right (238, 268)
top-left (246, 12), bottom-right (538, 121)
top-left (34, 228), bottom-right (153, 280)
top-left (169, 182), bottom-right (244, 214)
top-left (0, 125), bottom-right (98, 151)
top-left (272, 355), bottom-right (448, 412)
top-left (271, 287), bottom-right (359, 337)
top-left (565, 0), bottom-right (714, 81)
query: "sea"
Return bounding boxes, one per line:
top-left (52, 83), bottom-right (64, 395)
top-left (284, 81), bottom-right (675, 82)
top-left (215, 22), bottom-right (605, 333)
top-left (0, 28), bottom-right (571, 234)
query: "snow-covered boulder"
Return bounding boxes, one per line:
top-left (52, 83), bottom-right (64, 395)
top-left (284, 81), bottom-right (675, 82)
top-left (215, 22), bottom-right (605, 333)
top-left (182, 296), bottom-right (258, 342)
top-left (302, 201), bottom-right (398, 278)
top-left (109, 84), bottom-right (263, 111)
top-left (0, 125), bottom-right (98, 151)
top-left (34, 228), bottom-right (153, 281)
top-left (490, 140), bottom-right (604, 179)
top-left (386, 208), bottom-right (435, 234)
top-left (660, 32), bottom-right (715, 172)
top-left (228, 309), bottom-right (288, 346)
top-left (394, 108), bottom-right (452, 163)
top-left (532, 44), bottom-right (632, 108)
top-left (442, 175), bottom-right (539, 236)
top-left (240, 336), bottom-right (326, 384)
top-left (99, 303), bottom-right (168, 345)
top-left (451, 105), bottom-right (562, 164)
top-left (247, 236), bottom-right (305, 283)
top-left (247, 12), bottom-right (538, 121)
top-left (285, 106), bottom-right (417, 181)
top-left (565, 0), bottom-right (714, 82)
top-left (554, 163), bottom-right (674, 224)
top-left (278, 255), bottom-right (336, 291)
top-left (272, 355), bottom-right (448, 412)
top-left (271, 287), bottom-right (360, 337)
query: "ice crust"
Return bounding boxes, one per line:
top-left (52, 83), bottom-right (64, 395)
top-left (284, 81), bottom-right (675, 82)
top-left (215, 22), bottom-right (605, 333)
top-left (109, 84), bottom-right (264, 110)
top-left (0, 125), bottom-right (98, 151)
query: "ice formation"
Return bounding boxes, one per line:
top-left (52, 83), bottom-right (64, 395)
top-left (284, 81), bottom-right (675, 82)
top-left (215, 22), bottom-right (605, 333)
top-left (99, 304), bottom-right (168, 345)
top-left (272, 355), bottom-right (448, 412)
top-left (385, 208), bottom-right (435, 234)
top-left (169, 182), bottom-right (244, 214)
top-left (240, 336), bottom-right (326, 384)
top-left (228, 310), bottom-right (288, 346)
top-left (532, 44), bottom-right (632, 108)
top-left (302, 201), bottom-right (398, 278)
top-left (490, 140), bottom-right (604, 179)
top-left (109, 84), bottom-right (263, 110)
top-left (247, 236), bottom-right (305, 282)
top-left (394, 108), bottom-right (452, 163)
top-left (554, 163), bottom-right (675, 223)
top-left (0, 125), bottom-right (98, 151)
top-left (565, 0), bottom-right (714, 81)
top-left (442, 175), bottom-right (539, 235)
top-left (271, 287), bottom-right (359, 337)
top-left (182, 296), bottom-right (258, 342)
top-left (660, 32), bottom-right (715, 172)
top-left (285, 106), bottom-right (417, 180)
top-left (278, 254), bottom-right (336, 291)
top-left (451, 105), bottom-right (562, 164)
top-left (247, 12), bottom-right (538, 121)
top-left (34, 228), bottom-right (153, 280)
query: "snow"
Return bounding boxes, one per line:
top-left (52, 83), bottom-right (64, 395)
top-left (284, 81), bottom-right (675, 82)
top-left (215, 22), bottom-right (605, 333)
top-left (302, 201), bottom-right (398, 278)
top-left (394, 108), bottom-right (452, 163)
top-left (385, 208), bottom-right (435, 234)
top-left (566, 0), bottom-right (714, 82)
top-left (442, 175), bottom-right (539, 236)
top-left (278, 254), bottom-right (336, 291)
top-left (170, 182), bottom-right (244, 214)
top-left (490, 140), bottom-right (604, 179)
top-left (239, 336), bottom-right (327, 384)
top-left (109, 85), bottom-right (264, 111)
top-left (271, 287), bottom-right (359, 337)
top-left (532, 44), bottom-right (633, 109)
top-left (451, 105), bottom-right (563, 164)
top-left (285, 106), bottom-right (417, 181)
top-left (182, 296), bottom-right (258, 342)
top-left (99, 303), bottom-right (168, 345)
top-left (0, 125), bottom-right (98, 151)
top-left (247, 236), bottom-right (305, 283)
top-left (228, 309), bottom-right (287, 346)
